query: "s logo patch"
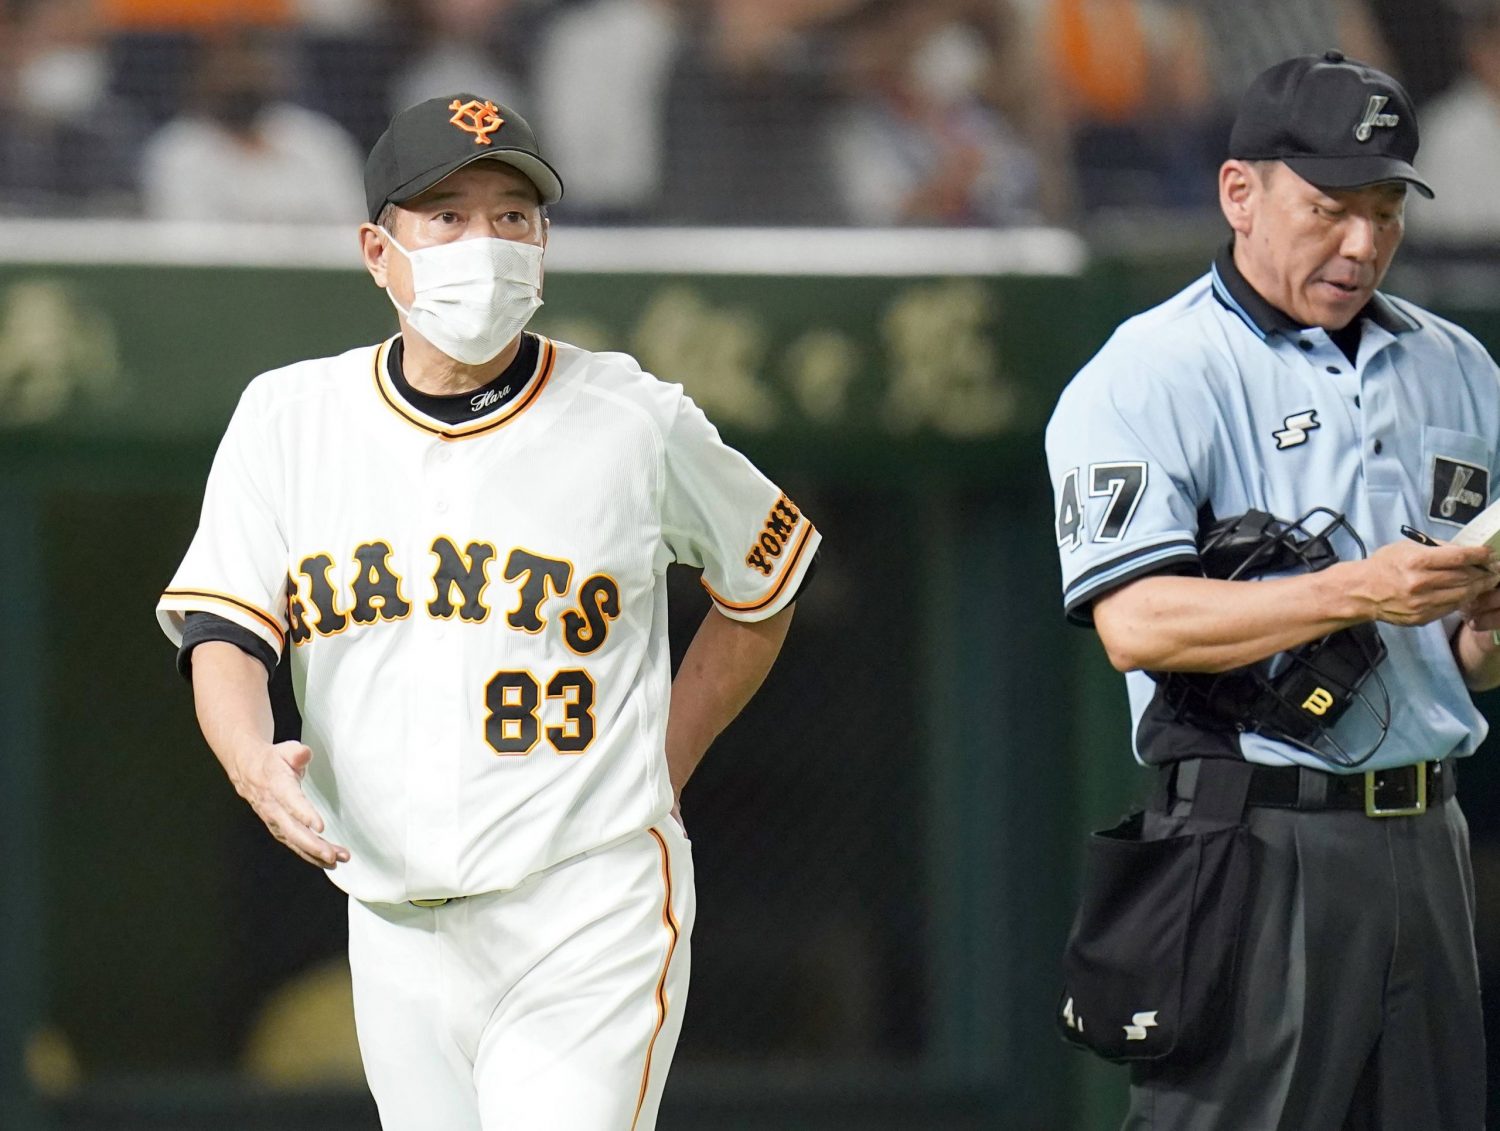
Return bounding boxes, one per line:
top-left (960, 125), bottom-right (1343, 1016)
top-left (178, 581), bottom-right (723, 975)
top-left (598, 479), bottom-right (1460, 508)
top-left (1430, 456), bottom-right (1488, 525)
top-left (1273, 410), bottom-right (1320, 450)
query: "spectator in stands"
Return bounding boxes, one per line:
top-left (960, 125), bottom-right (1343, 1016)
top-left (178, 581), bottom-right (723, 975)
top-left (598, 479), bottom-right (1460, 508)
top-left (0, 0), bottom-right (144, 215)
top-left (1364, 0), bottom-right (1462, 106)
top-left (1164, 0), bottom-right (1391, 191)
top-left (532, 0), bottom-right (684, 222)
top-left (1026, 0), bottom-right (1390, 213)
top-left (100, 0), bottom-right (293, 30)
top-left (387, 0), bottom-right (525, 116)
top-left (1033, 0), bottom-right (1205, 211)
top-left (138, 29), bottom-right (366, 222)
top-left (662, 0), bottom-right (858, 225)
top-left (294, 0), bottom-right (389, 32)
top-left (102, 0), bottom-right (378, 128)
top-left (1406, 3), bottom-right (1500, 243)
top-left (830, 0), bottom-right (1053, 227)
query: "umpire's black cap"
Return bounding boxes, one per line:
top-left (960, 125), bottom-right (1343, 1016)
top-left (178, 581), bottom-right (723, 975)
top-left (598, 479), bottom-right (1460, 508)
top-left (1228, 50), bottom-right (1433, 198)
top-left (364, 94), bottom-right (564, 221)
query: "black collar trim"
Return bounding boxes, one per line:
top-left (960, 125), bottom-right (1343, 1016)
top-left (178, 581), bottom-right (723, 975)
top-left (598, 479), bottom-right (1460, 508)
top-left (1211, 242), bottom-right (1299, 339)
top-left (387, 333), bottom-right (540, 426)
top-left (1209, 241), bottom-right (1420, 340)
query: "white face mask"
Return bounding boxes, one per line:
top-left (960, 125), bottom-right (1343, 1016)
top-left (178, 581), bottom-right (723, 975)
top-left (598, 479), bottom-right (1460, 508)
top-left (382, 229), bottom-right (545, 366)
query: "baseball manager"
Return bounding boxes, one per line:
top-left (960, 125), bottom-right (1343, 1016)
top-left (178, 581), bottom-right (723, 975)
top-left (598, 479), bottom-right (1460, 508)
top-left (1048, 53), bottom-right (1500, 1128)
top-left (157, 95), bottom-right (819, 1130)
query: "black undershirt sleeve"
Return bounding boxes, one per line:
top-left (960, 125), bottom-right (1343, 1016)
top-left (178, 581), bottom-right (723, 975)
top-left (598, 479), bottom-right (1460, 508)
top-left (177, 611), bottom-right (278, 680)
top-left (787, 549), bottom-right (819, 605)
top-left (176, 613), bottom-right (302, 742)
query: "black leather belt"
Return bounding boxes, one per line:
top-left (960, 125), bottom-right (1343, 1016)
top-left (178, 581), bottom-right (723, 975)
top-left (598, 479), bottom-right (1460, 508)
top-left (1169, 758), bottom-right (1454, 818)
top-left (1247, 759), bottom-right (1451, 816)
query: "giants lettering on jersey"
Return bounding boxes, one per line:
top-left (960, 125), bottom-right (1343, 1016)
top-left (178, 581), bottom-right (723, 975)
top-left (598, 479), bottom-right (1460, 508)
top-left (285, 536), bottom-right (621, 655)
top-left (745, 495), bottom-right (802, 576)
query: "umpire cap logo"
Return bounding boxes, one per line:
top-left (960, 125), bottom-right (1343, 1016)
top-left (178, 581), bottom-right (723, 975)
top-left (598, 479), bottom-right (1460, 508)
top-left (1354, 95), bottom-right (1399, 142)
top-left (448, 99), bottom-right (504, 145)
top-left (1430, 456), bottom-right (1487, 525)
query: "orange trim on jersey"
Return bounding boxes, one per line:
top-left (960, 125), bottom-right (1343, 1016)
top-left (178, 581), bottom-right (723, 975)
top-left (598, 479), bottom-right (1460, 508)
top-left (631, 827), bottom-right (681, 1131)
top-left (700, 521), bottom-right (817, 613)
top-left (371, 336), bottom-right (557, 441)
top-left (160, 588), bottom-right (286, 647)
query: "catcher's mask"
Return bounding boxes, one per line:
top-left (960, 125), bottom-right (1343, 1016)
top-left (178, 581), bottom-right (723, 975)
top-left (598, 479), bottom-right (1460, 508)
top-left (1152, 507), bottom-right (1391, 768)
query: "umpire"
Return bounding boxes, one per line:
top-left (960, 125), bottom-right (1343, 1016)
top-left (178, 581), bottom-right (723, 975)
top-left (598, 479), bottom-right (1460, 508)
top-left (1046, 52), bottom-right (1500, 1129)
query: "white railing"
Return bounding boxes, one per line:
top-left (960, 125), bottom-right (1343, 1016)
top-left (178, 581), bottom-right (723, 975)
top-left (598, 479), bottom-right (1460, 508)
top-left (0, 220), bottom-right (1088, 276)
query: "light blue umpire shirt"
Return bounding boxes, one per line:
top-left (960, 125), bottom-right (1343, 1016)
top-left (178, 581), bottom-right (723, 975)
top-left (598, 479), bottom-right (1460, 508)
top-left (1045, 243), bottom-right (1500, 773)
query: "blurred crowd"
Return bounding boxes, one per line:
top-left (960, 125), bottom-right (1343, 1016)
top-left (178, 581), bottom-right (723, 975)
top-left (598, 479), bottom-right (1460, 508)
top-left (0, 0), bottom-right (1495, 233)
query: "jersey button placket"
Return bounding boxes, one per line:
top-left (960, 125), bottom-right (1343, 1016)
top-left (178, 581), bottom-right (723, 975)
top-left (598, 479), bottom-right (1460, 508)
top-left (409, 439), bottom-right (463, 892)
top-left (1298, 333), bottom-right (1357, 390)
top-left (426, 442), bottom-right (456, 521)
top-left (1357, 355), bottom-right (1400, 489)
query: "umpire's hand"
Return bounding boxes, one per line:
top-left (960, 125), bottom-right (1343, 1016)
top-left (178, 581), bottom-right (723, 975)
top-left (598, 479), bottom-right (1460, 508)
top-left (1462, 583), bottom-right (1500, 636)
top-left (1450, 557), bottom-right (1500, 691)
top-left (1356, 540), bottom-right (1499, 626)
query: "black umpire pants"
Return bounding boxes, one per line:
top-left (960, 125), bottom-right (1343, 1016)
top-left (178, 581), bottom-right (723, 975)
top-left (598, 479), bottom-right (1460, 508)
top-left (1125, 761), bottom-right (1485, 1131)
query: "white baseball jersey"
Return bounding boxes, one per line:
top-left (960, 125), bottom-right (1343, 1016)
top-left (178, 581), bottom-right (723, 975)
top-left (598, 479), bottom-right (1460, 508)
top-left (158, 336), bottom-right (819, 903)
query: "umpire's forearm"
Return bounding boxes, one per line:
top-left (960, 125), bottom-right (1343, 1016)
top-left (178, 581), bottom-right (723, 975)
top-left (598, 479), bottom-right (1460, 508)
top-left (190, 640), bottom-right (276, 791)
top-left (664, 604), bottom-right (794, 799)
top-left (1092, 570), bottom-right (1362, 674)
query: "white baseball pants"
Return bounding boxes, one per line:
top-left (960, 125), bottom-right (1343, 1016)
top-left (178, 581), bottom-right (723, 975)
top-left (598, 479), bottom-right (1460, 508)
top-left (347, 820), bottom-right (695, 1130)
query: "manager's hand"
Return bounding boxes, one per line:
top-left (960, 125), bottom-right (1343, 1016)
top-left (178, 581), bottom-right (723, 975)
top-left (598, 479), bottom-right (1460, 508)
top-left (230, 740), bottom-right (350, 870)
top-left (192, 640), bottom-right (350, 870)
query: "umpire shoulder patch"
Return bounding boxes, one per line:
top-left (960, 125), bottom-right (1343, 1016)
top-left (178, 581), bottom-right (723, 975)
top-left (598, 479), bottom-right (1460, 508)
top-left (1430, 456), bottom-right (1488, 526)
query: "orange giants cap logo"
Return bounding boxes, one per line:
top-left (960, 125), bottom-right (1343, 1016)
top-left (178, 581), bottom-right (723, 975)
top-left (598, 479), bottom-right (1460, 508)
top-left (448, 99), bottom-right (504, 145)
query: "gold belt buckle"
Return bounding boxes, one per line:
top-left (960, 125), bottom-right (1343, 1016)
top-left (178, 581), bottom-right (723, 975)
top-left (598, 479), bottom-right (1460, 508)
top-left (1364, 764), bottom-right (1427, 818)
top-left (410, 897), bottom-right (451, 908)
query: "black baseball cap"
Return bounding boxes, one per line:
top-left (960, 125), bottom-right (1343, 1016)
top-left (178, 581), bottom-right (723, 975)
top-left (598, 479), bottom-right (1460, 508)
top-left (364, 94), bottom-right (564, 221)
top-left (1228, 50), bottom-right (1433, 198)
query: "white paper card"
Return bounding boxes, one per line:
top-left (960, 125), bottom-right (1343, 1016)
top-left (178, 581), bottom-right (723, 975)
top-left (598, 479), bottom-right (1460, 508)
top-left (1452, 496), bottom-right (1500, 552)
